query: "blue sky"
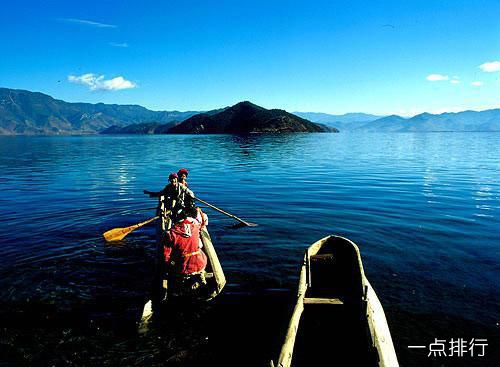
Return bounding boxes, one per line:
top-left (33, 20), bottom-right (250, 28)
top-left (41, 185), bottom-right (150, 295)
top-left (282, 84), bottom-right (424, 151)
top-left (1, 0), bottom-right (499, 116)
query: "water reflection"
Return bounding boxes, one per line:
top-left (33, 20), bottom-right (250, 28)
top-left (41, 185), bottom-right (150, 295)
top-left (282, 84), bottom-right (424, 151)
top-left (474, 184), bottom-right (496, 218)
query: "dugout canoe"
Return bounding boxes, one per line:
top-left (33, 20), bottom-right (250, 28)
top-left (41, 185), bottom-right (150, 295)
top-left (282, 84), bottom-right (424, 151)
top-left (139, 197), bottom-right (226, 327)
top-left (274, 235), bottom-right (398, 367)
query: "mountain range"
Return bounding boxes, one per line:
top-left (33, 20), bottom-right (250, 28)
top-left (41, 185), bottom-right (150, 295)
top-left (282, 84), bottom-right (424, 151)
top-left (0, 88), bottom-right (328, 135)
top-left (0, 88), bottom-right (200, 135)
top-left (1, 87), bottom-right (499, 134)
top-left (295, 110), bottom-right (500, 132)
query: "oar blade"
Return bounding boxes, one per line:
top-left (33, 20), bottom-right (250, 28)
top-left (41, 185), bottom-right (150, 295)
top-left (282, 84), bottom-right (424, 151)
top-left (103, 226), bottom-right (133, 242)
top-left (103, 216), bottom-right (159, 242)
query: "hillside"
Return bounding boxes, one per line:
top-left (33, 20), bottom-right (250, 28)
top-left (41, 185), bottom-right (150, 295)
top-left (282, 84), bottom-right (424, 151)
top-left (0, 88), bottom-right (199, 135)
top-left (356, 111), bottom-right (500, 132)
top-left (100, 122), bottom-right (180, 134)
top-left (298, 109), bottom-right (500, 132)
top-left (168, 101), bottom-right (335, 134)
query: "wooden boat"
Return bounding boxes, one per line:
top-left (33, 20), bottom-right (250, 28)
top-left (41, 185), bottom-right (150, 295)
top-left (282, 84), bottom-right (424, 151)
top-left (139, 196), bottom-right (226, 327)
top-left (274, 235), bottom-right (398, 367)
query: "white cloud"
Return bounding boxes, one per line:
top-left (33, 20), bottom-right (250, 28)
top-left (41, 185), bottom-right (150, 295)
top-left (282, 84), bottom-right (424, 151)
top-left (68, 73), bottom-right (96, 85)
top-left (68, 73), bottom-right (136, 91)
top-left (109, 42), bottom-right (129, 48)
top-left (100, 76), bottom-right (136, 90)
top-left (60, 18), bottom-right (117, 28)
top-left (450, 80), bottom-right (460, 85)
top-left (479, 61), bottom-right (500, 72)
top-left (426, 74), bottom-right (449, 81)
top-left (471, 81), bottom-right (483, 87)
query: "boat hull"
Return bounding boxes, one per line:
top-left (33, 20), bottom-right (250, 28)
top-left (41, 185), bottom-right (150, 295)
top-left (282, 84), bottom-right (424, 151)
top-left (139, 198), bottom-right (226, 328)
top-left (275, 235), bottom-right (398, 367)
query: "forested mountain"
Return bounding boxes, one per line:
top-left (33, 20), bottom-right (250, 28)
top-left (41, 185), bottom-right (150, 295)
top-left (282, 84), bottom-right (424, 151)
top-left (0, 88), bottom-right (199, 135)
top-left (168, 101), bottom-right (335, 134)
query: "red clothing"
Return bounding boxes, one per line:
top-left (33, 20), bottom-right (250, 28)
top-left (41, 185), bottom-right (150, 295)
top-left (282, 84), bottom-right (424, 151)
top-left (164, 217), bottom-right (207, 275)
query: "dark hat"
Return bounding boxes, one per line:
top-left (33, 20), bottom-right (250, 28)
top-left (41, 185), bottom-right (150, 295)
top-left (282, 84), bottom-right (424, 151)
top-left (168, 172), bottom-right (178, 180)
top-left (178, 168), bottom-right (189, 176)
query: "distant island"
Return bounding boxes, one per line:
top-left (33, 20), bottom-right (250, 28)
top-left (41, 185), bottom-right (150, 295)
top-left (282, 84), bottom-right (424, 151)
top-left (167, 101), bottom-right (333, 134)
top-left (1, 87), bottom-right (499, 135)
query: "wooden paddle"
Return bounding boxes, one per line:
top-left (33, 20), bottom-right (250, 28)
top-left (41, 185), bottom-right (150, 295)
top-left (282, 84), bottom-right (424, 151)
top-left (103, 216), bottom-right (159, 242)
top-left (195, 197), bottom-right (257, 227)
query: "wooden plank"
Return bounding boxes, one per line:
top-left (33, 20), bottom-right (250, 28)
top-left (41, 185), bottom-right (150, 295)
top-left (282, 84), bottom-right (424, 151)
top-left (303, 297), bottom-right (343, 305)
top-left (276, 258), bottom-right (308, 367)
top-left (200, 228), bottom-right (226, 296)
top-left (364, 279), bottom-right (399, 366)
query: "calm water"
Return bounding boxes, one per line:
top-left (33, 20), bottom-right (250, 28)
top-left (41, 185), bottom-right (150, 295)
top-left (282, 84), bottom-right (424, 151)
top-left (0, 133), bottom-right (499, 366)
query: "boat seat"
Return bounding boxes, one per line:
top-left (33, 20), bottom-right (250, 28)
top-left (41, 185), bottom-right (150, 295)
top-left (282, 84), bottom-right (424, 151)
top-left (303, 297), bottom-right (343, 305)
top-left (310, 253), bottom-right (335, 264)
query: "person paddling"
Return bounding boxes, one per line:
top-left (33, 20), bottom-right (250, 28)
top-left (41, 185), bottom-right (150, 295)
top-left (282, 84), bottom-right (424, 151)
top-left (163, 206), bottom-right (208, 298)
top-left (144, 172), bottom-right (195, 219)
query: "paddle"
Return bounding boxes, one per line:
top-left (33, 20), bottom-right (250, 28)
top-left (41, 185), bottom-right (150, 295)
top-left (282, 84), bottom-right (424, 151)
top-left (103, 216), bottom-right (159, 242)
top-left (195, 197), bottom-right (257, 227)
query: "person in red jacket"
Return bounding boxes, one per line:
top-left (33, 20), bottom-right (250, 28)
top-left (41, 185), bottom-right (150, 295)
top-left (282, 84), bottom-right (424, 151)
top-left (163, 207), bottom-right (207, 298)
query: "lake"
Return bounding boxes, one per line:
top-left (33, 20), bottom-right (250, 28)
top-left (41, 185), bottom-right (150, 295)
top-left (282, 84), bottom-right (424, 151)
top-left (0, 133), bottom-right (498, 366)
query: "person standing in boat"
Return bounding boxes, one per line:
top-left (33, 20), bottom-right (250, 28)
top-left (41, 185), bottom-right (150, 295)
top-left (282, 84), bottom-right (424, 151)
top-left (177, 168), bottom-right (189, 187)
top-left (143, 172), bottom-right (195, 219)
top-left (163, 206), bottom-right (208, 298)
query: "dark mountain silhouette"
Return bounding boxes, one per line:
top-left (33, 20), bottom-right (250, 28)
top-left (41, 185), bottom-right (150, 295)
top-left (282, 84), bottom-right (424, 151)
top-left (168, 101), bottom-right (335, 134)
top-left (0, 88), bottom-right (200, 135)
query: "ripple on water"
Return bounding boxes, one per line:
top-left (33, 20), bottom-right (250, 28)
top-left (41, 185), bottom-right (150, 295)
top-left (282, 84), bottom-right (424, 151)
top-left (0, 133), bottom-right (499, 365)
